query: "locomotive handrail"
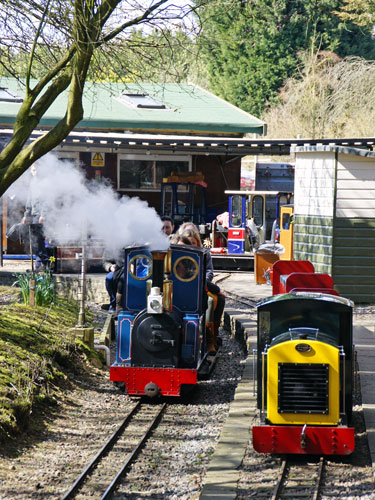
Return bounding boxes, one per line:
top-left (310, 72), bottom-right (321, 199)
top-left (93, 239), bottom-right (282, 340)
top-left (340, 346), bottom-right (346, 417)
top-left (288, 327), bottom-right (320, 340)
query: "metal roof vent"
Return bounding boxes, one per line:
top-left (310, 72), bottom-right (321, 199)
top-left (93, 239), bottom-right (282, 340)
top-left (0, 87), bottom-right (23, 103)
top-left (118, 92), bottom-right (167, 109)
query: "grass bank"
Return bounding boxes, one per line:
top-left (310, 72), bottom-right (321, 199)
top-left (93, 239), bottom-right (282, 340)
top-left (0, 285), bottom-right (101, 442)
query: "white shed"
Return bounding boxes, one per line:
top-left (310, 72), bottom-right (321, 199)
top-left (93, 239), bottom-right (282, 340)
top-left (292, 145), bottom-right (375, 303)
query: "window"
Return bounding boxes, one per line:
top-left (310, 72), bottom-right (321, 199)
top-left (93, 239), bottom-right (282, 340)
top-left (230, 195), bottom-right (243, 228)
top-left (0, 87), bottom-right (23, 103)
top-left (118, 93), bottom-right (167, 109)
top-left (128, 255), bottom-right (152, 280)
top-left (174, 256), bottom-right (199, 282)
top-left (118, 154), bottom-right (191, 191)
top-left (251, 196), bottom-right (264, 227)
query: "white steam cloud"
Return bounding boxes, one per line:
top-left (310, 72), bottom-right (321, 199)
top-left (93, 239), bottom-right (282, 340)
top-left (6, 153), bottom-right (169, 259)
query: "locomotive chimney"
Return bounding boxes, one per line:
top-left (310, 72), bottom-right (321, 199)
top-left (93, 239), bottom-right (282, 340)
top-left (151, 251), bottom-right (167, 290)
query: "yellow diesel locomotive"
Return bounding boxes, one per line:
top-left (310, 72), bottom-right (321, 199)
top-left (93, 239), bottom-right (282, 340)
top-left (253, 292), bottom-right (355, 455)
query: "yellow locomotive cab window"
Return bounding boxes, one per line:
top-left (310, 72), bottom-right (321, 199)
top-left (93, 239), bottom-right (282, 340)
top-left (173, 256), bottom-right (198, 282)
top-left (128, 254), bottom-right (152, 280)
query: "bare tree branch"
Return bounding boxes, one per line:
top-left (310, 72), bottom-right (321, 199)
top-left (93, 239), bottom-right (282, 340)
top-left (0, 0), bottom-right (195, 195)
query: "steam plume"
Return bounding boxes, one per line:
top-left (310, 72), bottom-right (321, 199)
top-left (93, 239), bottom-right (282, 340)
top-left (5, 153), bottom-right (169, 260)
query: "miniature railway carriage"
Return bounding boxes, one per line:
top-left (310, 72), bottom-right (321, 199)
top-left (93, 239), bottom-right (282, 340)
top-left (110, 244), bottom-right (216, 397)
top-left (253, 292), bottom-right (355, 455)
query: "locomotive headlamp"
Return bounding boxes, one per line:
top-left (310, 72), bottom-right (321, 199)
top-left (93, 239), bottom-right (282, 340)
top-left (147, 286), bottom-right (163, 314)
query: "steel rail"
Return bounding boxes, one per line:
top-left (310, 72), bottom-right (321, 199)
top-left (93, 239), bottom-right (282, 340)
top-left (224, 289), bottom-right (258, 309)
top-left (271, 457), bottom-right (325, 500)
top-left (271, 460), bottom-right (288, 500)
top-left (101, 402), bottom-right (167, 499)
top-left (312, 457), bottom-right (325, 500)
top-left (214, 273), bottom-right (258, 309)
top-left (60, 401), bottom-right (142, 500)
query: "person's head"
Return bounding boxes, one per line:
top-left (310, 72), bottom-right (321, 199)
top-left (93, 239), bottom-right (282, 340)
top-left (178, 222), bottom-right (199, 234)
top-left (178, 228), bottom-right (202, 247)
top-left (170, 233), bottom-right (187, 245)
top-left (177, 223), bottom-right (202, 247)
top-left (161, 216), bottom-right (174, 236)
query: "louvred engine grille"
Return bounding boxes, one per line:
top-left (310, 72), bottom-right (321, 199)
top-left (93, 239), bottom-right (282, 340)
top-left (278, 363), bottom-right (329, 414)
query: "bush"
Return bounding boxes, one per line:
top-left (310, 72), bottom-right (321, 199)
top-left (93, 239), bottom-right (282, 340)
top-left (0, 290), bottom-right (97, 441)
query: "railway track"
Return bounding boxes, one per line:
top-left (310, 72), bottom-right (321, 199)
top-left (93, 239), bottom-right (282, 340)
top-left (271, 456), bottom-right (325, 500)
top-left (214, 272), bottom-right (258, 309)
top-left (61, 401), bottom-right (167, 499)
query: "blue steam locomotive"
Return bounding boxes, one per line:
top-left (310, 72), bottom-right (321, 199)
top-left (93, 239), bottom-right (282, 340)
top-left (110, 244), bottom-right (217, 397)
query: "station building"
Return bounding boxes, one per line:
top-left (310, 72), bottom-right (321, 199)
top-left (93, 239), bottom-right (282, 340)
top-left (0, 79), bottom-right (265, 225)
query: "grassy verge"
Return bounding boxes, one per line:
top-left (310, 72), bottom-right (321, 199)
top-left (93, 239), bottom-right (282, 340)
top-left (0, 285), bottom-right (101, 442)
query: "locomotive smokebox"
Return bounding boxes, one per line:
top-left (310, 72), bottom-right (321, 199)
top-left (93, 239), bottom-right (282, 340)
top-left (151, 251), bottom-right (167, 290)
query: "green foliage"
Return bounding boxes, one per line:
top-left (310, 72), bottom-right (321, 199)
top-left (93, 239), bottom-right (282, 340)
top-left (335, 0), bottom-right (375, 27)
top-left (196, 0), bottom-right (375, 116)
top-left (12, 269), bottom-right (55, 306)
top-left (1, 28), bottom-right (205, 86)
top-left (0, 0), bottom-right (184, 197)
top-left (0, 288), bottom-right (97, 441)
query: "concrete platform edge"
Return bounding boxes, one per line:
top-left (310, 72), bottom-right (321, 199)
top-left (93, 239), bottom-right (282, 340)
top-left (199, 354), bottom-right (257, 500)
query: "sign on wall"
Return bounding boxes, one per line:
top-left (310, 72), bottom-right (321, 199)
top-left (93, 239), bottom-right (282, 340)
top-left (91, 152), bottom-right (105, 167)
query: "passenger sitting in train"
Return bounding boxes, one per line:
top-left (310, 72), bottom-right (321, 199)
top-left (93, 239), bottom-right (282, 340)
top-left (161, 215), bottom-right (175, 237)
top-left (103, 259), bottom-right (124, 312)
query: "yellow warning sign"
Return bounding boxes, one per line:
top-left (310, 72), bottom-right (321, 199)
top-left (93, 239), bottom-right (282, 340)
top-left (91, 152), bottom-right (105, 167)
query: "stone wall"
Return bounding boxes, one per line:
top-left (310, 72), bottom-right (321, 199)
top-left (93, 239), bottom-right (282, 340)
top-left (0, 271), bottom-right (109, 305)
top-left (54, 275), bottom-right (108, 304)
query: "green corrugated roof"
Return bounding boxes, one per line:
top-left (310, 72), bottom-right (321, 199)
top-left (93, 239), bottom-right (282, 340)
top-left (0, 78), bottom-right (265, 135)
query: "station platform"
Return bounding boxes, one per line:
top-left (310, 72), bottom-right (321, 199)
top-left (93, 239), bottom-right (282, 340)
top-left (201, 272), bottom-right (375, 498)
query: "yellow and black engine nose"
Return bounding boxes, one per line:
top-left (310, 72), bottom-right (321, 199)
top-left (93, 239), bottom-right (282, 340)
top-left (266, 339), bottom-right (340, 426)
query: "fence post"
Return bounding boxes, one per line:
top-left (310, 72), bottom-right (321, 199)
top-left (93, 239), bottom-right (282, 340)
top-left (29, 278), bottom-right (36, 307)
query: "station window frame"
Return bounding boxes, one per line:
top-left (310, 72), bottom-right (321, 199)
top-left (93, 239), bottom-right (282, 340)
top-left (117, 153), bottom-right (192, 192)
